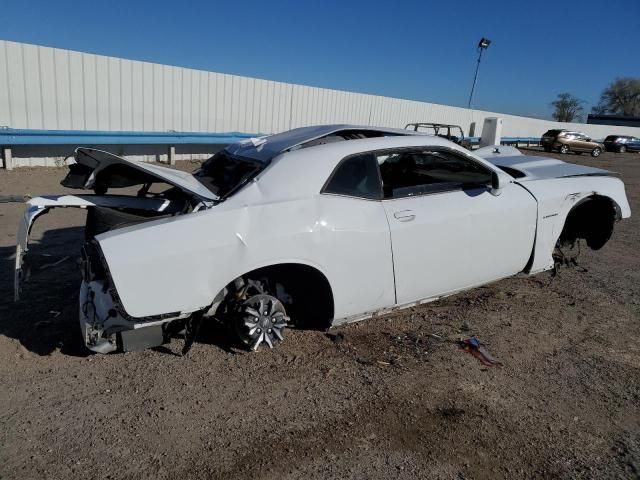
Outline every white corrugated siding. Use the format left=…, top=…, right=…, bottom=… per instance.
left=2, top=39, right=640, bottom=142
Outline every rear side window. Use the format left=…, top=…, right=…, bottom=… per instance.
left=195, top=151, right=264, bottom=199
left=323, top=154, right=382, bottom=200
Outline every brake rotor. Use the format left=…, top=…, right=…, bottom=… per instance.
left=235, top=294, right=289, bottom=351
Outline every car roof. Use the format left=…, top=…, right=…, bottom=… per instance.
left=250, top=134, right=498, bottom=201
left=276, top=133, right=472, bottom=165
left=224, top=124, right=421, bottom=163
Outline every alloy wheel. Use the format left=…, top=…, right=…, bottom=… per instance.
left=235, top=294, right=289, bottom=351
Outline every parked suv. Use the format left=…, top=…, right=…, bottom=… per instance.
left=603, top=135, right=640, bottom=153
left=541, top=130, right=604, bottom=157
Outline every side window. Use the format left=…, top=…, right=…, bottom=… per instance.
left=323, top=153, right=382, bottom=200
left=377, top=149, right=493, bottom=199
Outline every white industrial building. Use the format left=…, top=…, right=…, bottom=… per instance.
left=1, top=39, right=639, bottom=167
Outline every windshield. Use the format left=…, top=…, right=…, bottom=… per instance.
left=194, top=150, right=264, bottom=199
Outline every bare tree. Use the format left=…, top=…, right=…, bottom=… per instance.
left=592, top=78, right=640, bottom=117
left=551, top=93, right=584, bottom=122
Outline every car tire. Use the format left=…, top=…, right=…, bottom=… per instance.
left=591, top=147, right=602, bottom=157
left=234, top=293, right=288, bottom=351
left=619, top=146, right=627, bottom=153
left=228, top=278, right=290, bottom=351
left=559, top=144, right=569, bottom=154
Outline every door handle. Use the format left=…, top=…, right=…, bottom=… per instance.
left=393, top=210, right=415, bottom=222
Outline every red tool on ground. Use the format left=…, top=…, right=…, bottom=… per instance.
left=460, top=336, right=502, bottom=367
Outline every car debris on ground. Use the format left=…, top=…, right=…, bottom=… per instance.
left=459, top=336, right=502, bottom=367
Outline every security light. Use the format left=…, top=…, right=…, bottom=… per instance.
left=478, top=38, right=492, bottom=50
left=468, top=37, right=493, bottom=110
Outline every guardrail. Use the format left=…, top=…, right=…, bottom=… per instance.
left=0, top=128, right=257, bottom=169
left=466, top=137, right=542, bottom=148
left=0, top=128, right=548, bottom=169
left=500, top=137, right=542, bottom=147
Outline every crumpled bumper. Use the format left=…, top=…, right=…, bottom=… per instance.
left=79, top=280, right=120, bottom=354
left=79, top=279, right=186, bottom=354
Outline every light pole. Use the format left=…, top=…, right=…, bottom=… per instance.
left=467, top=37, right=491, bottom=110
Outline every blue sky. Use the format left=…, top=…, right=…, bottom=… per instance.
left=3, top=0, right=639, bottom=119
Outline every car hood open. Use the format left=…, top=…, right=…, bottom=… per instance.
left=63, top=148, right=219, bottom=201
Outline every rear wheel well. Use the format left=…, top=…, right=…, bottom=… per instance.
left=558, top=195, right=620, bottom=250
left=220, top=264, right=335, bottom=330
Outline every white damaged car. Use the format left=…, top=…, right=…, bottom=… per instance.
left=14, top=125, right=631, bottom=353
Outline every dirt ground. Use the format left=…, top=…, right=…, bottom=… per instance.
left=1, top=148, right=639, bottom=480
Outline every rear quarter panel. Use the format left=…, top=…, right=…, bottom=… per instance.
left=96, top=186, right=396, bottom=320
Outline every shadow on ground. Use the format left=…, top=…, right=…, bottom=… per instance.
left=0, top=226, right=89, bottom=356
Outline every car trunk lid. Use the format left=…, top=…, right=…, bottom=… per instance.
left=65, top=148, right=220, bottom=201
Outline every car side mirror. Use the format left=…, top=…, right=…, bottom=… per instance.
left=490, top=171, right=503, bottom=196
left=585, top=138, right=591, bottom=142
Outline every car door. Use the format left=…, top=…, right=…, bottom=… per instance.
left=576, top=134, right=595, bottom=152
left=568, top=133, right=585, bottom=152
left=377, top=147, right=537, bottom=305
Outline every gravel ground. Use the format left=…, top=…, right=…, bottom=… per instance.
left=1, top=148, right=639, bottom=479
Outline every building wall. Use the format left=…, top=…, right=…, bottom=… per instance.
left=2, top=39, right=640, bottom=165
left=587, top=114, right=640, bottom=128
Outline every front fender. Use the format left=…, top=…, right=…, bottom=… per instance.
left=521, top=175, right=630, bottom=273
